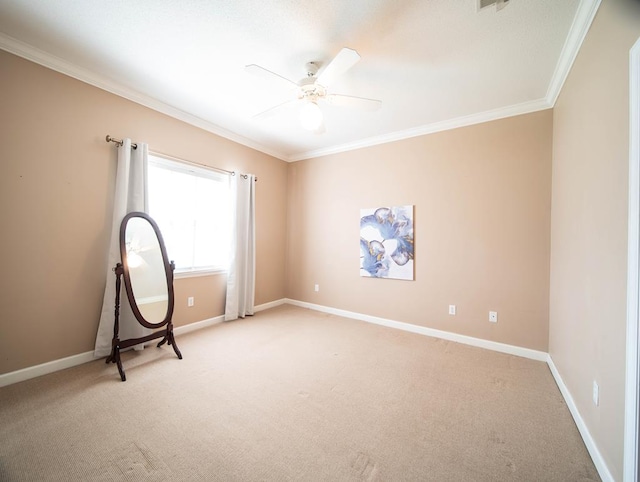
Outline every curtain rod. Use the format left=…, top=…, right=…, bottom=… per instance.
left=106, top=135, right=136, bottom=149
left=105, top=135, right=257, bottom=181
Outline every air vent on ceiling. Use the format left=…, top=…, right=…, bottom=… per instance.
left=478, top=0, right=510, bottom=11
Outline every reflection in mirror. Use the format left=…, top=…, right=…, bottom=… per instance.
left=124, top=217, right=169, bottom=324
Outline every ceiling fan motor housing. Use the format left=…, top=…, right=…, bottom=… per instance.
left=299, top=73, right=326, bottom=102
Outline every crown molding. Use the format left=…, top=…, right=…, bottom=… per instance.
left=0, top=0, right=600, bottom=164
left=290, top=97, right=552, bottom=162
left=545, top=0, right=602, bottom=106
left=291, top=0, right=601, bottom=162
left=0, top=33, right=288, bottom=162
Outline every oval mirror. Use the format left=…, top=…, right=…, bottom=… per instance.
left=119, top=212, right=174, bottom=328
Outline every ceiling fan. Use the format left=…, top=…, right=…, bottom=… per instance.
left=245, top=47, right=382, bottom=133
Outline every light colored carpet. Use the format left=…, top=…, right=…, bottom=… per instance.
left=0, top=304, right=600, bottom=481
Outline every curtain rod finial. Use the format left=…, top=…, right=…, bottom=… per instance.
left=106, top=135, right=127, bottom=148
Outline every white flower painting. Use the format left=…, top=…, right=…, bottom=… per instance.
left=360, top=205, right=414, bottom=280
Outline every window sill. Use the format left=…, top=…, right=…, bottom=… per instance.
left=174, top=268, right=227, bottom=279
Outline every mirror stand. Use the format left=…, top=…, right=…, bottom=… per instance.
left=106, top=262, right=182, bottom=382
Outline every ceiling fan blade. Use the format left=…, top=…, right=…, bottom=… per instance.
left=317, top=47, right=361, bottom=87
left=253, top=99, right=296, bottom=119
left=245, top=64, right=298, bottom=89
left=326, top=94, right=382, bottom=111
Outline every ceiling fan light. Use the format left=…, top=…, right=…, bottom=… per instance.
left=126, top=250, right=145, bottom=268
left=299, top=101, right=323, bottom=131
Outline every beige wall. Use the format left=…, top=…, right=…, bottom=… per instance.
left=3, top=4, right=636, bottom=475
left=0, top=50, right=288, bottom=374
left=549, top=0, right=640, bottom=478
left=287, top=109, right=553, bottom=352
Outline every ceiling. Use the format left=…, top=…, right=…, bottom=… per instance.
left=0, top=0, right=599, bottom=161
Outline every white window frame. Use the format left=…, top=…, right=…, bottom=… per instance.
left=147, top=153, right=231, bottom=279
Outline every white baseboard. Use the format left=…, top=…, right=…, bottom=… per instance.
left=175, top=299, right=287, bottom=337
left=285, top=298, right=613, bottom=481
left=0, top=315, right=228, bottom=388
left=0, top=297, right=617, bottom=482
left=174, top=315, right=225, bottom=336
left=254, top=298, right=287, bottom=312
left=3, top=295, right=543, bottom=388
left=547, top=355, right=614, bottom=482
left=0, top=300, right=288, bottom=388
left=285, top=298, right=548, bottom=362
left=0, top=350, right=97, bottom=388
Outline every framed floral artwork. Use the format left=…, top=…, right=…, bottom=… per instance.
left=360, top=205, right=414, bottom=280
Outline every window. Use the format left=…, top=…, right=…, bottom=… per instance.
left=147, top=154, right=231, bottom=277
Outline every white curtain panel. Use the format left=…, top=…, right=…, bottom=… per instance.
left=94, top=139, right=151, bottom=357
left=225, top=174, right=256, bottom=321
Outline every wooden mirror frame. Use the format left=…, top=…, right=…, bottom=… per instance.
left=119, top=212, right=175, bottom=329
left=106, top=211, right=182, bottom=381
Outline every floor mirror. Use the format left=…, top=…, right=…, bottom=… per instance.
left=106, top=212, right=182, bottom=381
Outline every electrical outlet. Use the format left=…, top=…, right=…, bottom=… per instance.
left=187, top=296, right=194, bottom=307
left=489, top=311, right=498, bottom=323
left=314, top=284, right=319, bottom=292
left=593, top=381, right=599, bottom=406
left=449, top=305, right=456, bottom=315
